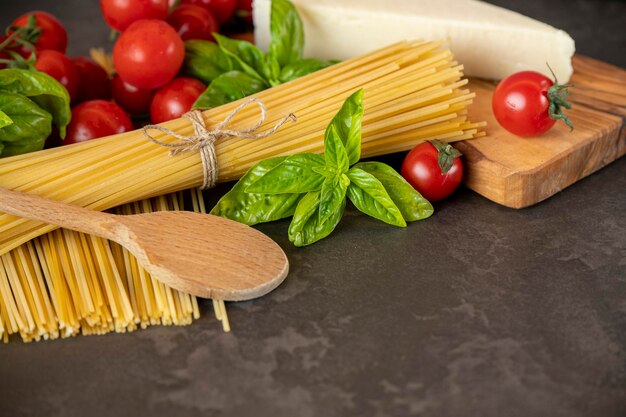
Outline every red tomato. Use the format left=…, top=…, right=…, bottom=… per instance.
left=73, top=57, right=112, bottom=103
left=99, top=0, right=169, bottom=32
left=150, top=77, right=205, bottom=123
left=10, top=11, right=67, bottom=54
left=401, top=141, right=463, bottom=202
left=167, top=4, right=218, bottom=41
left=113, top=19, right=184, bottom=90
left=236, top=0, right=253, bottom=24
left=492, top=70, right=573, bottom=137
left=34, top=50, right=79, bottom=102
left=65, top=100, right=134, bottom=144
left=111, top=75, right=155, bottom=116
left=492, top=71, right=556, bottom=137
left=181, top=0, right=237, bottom=23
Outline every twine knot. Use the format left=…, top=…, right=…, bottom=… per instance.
left=142, top=98, right=297, bottom=189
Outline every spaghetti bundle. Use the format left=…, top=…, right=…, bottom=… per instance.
left=0, top=190, right=233, bottom=343
left=0, top=40, right=484, bottom=342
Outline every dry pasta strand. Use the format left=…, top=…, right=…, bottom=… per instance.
left=0, top=40, right=482, bottom=342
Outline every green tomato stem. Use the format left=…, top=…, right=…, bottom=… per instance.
left=429, top=139, right=462, bottom=175
left=546, top=63, right=574, bottom=131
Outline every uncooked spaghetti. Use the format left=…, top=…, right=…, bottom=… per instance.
left=0, top=40, right=485, bottom=342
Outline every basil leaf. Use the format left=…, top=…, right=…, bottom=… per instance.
left=192, top=70, right=268, bottom=110
left=318, top=174, right=349, bottom=224
left=0, top=92, right=52, bottom=157
left=324, top=123, right=349, bottom=174
left=214, top=34, right=269, bottom=82
left=211, top=156, right=303, bottom=225
left=245, top=153, right=325, bottom=194
left=267, top=0, right=304, bottom=68
left=354, top=162, right=433, bottom=221
left=0, top=110, right=12, bottom=129
left=183, top=40, right=238, bottom=84
left=279, top=58, right=336, bottom=83
left=325, top=89, right=363, bottom=166
left=312, top=165, right=336, bottom=179
left=346, top=167, right=406, bottom=227
left=264, top=55, right=281, bottom=87
left=288, top=191, right=346, bottom=247
left=0, top=68, right=70, bottom=138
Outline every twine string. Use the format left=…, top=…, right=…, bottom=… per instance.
left=142, top=97, right=297, bottom=189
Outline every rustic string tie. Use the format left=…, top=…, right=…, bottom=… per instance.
left=142, top=97, right=297, bottom=190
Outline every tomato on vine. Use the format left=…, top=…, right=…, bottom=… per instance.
left=34, top=50, right=79, bottom=102
left=73, top=57, right=112, bottom=103
left=65, top=100, right=134, bottom=144
left=150, top=77, right=206, bottom=123
left=9, top=11, right=67, bottom=54
left=100, top=0, right=169, bottom=32
left=401, top=140, right=464, bottom=202
left=236, top=0, right=253, bottom=24
left=111, top=75, right=155, bottom=116
left=492, top=68, right=574, bottom=137
left=181, top=0, right=237, bottom=23
left=113, top=19, right=185, bottom=90
left=166, top=4, right=219, bottom=41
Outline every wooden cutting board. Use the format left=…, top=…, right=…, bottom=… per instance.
left=459, top=55, right=626, bottom=208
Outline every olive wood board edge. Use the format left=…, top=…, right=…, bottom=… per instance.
left=459, top=55, right=626, bottom=208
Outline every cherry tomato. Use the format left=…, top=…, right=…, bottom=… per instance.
left=65, top=100, right=134, bottom=144
left=111, top=75, right=155, bottom=116
left=150, top=77, right=205, bottom=123
left=73, top=57, right=112, bottom=103
left=99, top=0, right=169, bottom=32
left=492, top=70, right=574, bottom=136
left=113, top=19, right=184, bottom=90
left=492, top=71, right=557, bottom=137
left=401, top=141, right=463, bottom=202
left=236, top=0, right=253, bottom=24
left=167, top=4, right=218, bottom=41
left=181, top=0, right=237, bottom=23
left=10, top=11, right=67, bottom=54
left=34, top=50, right=79, bottom=102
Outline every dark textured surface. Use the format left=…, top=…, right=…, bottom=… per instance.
left=0, top=1, right=625, bottom=416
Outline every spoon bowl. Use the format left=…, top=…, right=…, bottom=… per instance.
left=0, top=187, right=289, bottom=301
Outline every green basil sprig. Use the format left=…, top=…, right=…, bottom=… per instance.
left=211, top=156, right=305, bottom=225
left=211, top=89, right=434, bottom=246
left=0, top=68, right=71, bottom=157
left=188, top=0, right=336, bottom=110
left=0, top=92, right=52, bottom=156
left=183, top=40, right=235, bottom=85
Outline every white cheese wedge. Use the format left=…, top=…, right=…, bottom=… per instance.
left=253, top=0, right=575, bottom=81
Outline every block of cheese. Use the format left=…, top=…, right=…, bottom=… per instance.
left=253, top=0, right=575, bottom=81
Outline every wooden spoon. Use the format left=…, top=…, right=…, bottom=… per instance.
left=0, top=187, right=288, bottom=301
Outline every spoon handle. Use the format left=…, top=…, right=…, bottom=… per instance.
left=0, top=187, right=117, bottom=239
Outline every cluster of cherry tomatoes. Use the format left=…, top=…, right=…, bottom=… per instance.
left=1, top=0, right=252, bottom=145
